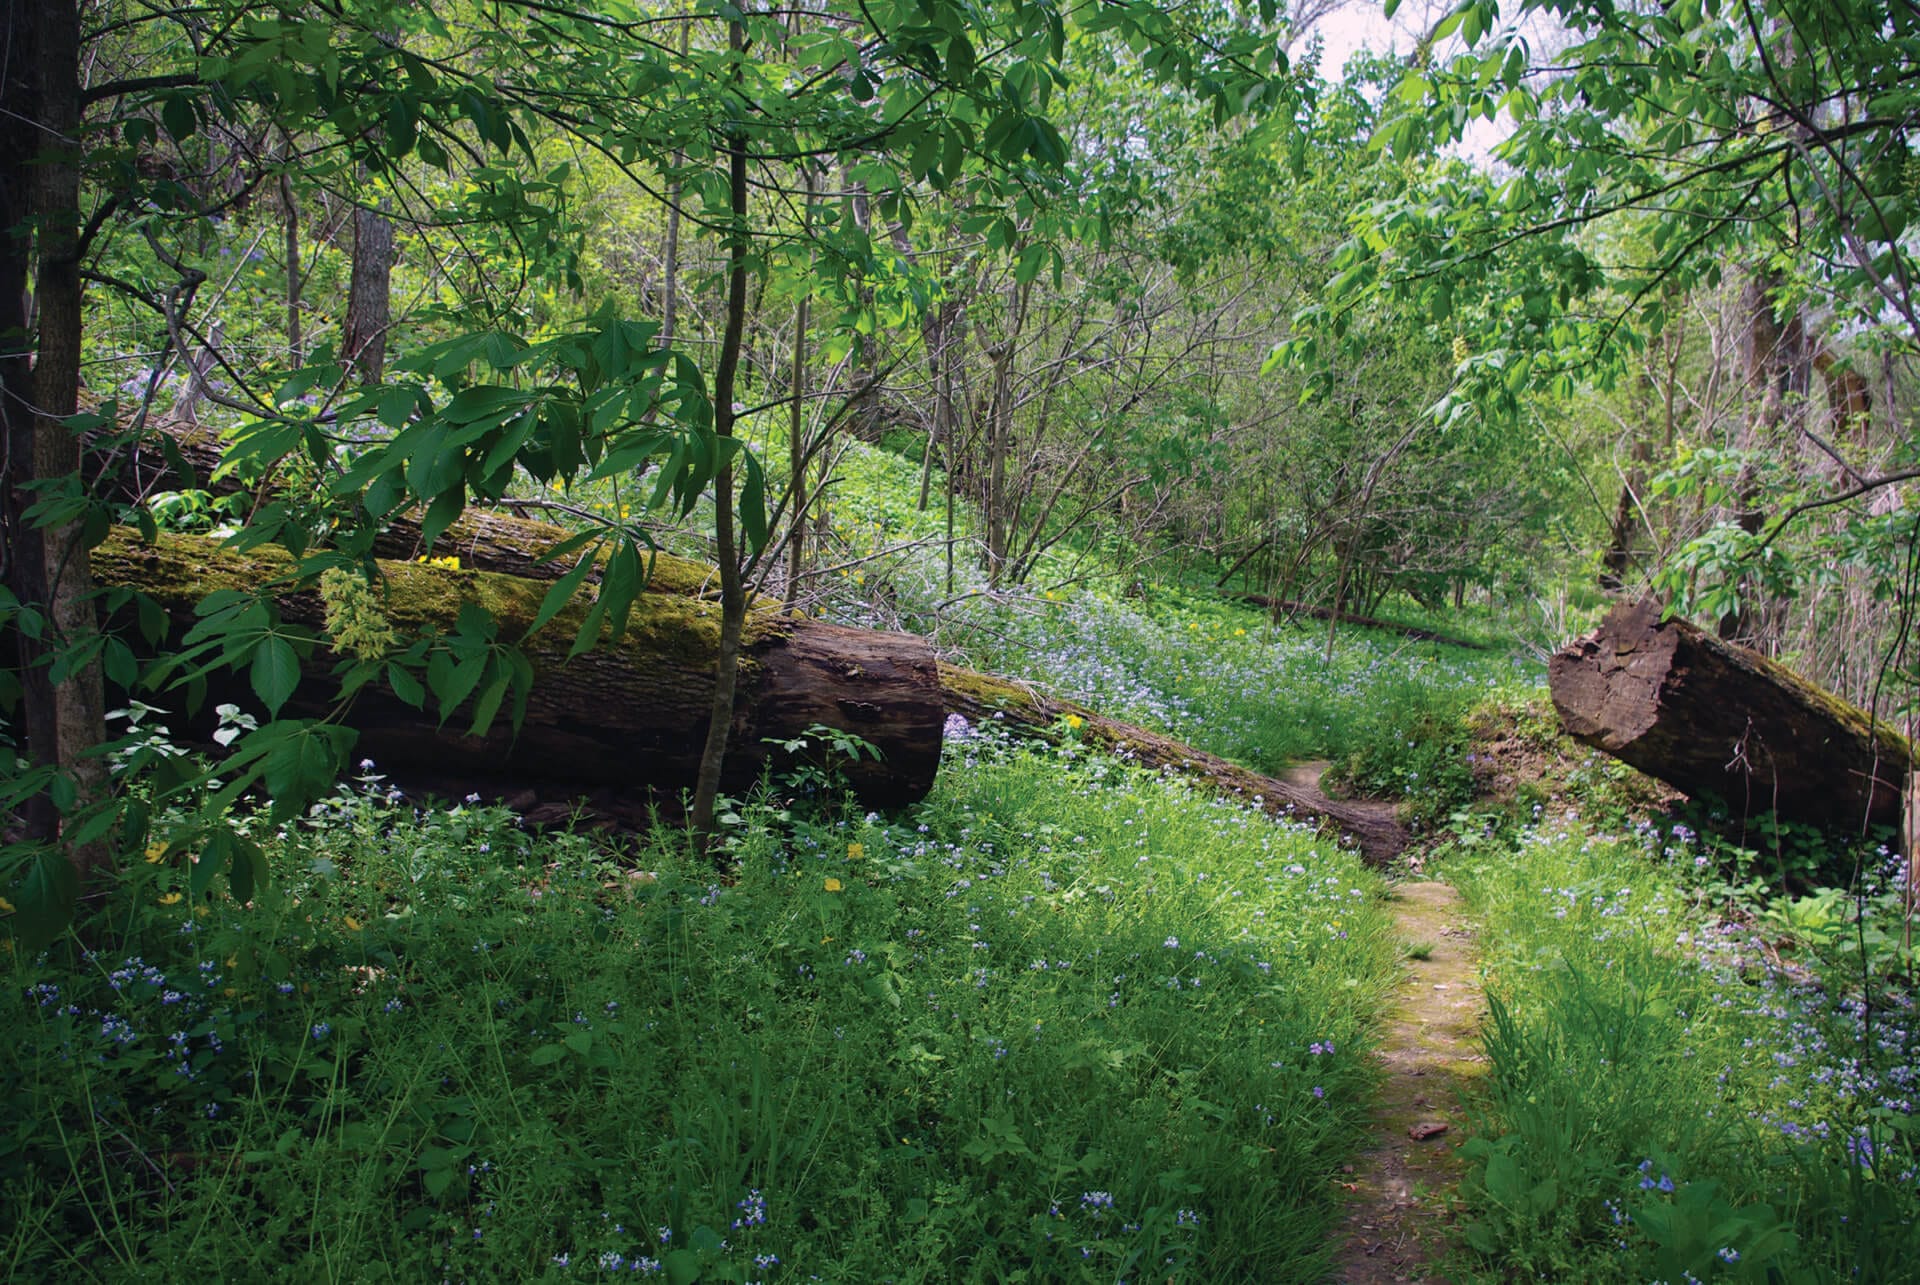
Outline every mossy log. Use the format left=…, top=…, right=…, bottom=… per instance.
left=939, top=663, right=1408, bottom=864
left=90, top=528, right=945, bottom=822
left=1549, top=598, right=1913, bottom=829
left=90, top=424, right=1408, bottom=853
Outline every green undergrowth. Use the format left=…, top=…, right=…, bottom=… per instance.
left=4, top=732, right=1397, bottom=1281
left=1441, top=821, right=1920, bottom=1282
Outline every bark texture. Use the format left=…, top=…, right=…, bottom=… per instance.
left=1549, top=598, right=1912, bottom=829
left=90, top=528, right=945, bottom=821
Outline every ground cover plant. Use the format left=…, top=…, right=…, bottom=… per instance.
left=1442, top=817, right=1920, bottom=1282
left=3, top=728, right=1397, bottom=1281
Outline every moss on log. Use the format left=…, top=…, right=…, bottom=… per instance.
left=1549, top=598, right=1913, bottom=829
left=90, top=528, right=945, bottom=819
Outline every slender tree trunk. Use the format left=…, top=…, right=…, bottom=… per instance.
left=690, top=15, right=752, bottom=845
left=6, top=0, right=110, bottom=879
left=281, top=165, right=303, bottom=366
left=659, top=14, right=691, bottom=348
left=783, top=165, right=815, bottom=610
left=343, top=195, right=394, bottom=384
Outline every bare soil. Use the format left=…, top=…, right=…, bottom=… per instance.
left=1333, top=880, right=1485, bottom=1283
left=1276, top=760, right=1487, bottom=1282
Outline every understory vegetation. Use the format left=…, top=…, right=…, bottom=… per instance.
left=7, top=711, right=1400, bottom=1280
left=1445, top=820, right=1919, bottom=1281
left=8, top=0, right=1920, bottom=1279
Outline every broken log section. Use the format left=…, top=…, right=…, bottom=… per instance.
left=91, top=528, right=946, bottom=820
left=1549, top=598, right=1913, bottom=830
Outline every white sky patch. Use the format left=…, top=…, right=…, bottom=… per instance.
left=1296, top=1, right=1517, bottom=164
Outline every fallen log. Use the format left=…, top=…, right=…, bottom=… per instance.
left=90, top=528, right=945, bottom=820
left=86, top=424, right=1406, bottom=856
left=939, top=665, right=1408, bottom=864
left=1549, top=598, right=1913, bottom=829
left=1226, top=593, right=1490, bottom=651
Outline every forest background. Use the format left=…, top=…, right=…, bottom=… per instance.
left=6, top=2, right=1920, bottom=1280
left=9, top=0, right=1915, bottom=916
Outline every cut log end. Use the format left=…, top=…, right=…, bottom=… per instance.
left=1550, top=598, right=1913, bottom=830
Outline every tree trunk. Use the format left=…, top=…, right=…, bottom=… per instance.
left=689, top=15, right=751, bottom=842
left=4, top=0, right=111, bottom=879
left=90, top=528, right=946, bottom=821
left=783, top=164, right=815, bottom=610
left=280, top=164, right=303, bottom=366
left=1549, top=598, right=1912, bottom=830
left=342, top=197, right=394, bottom=385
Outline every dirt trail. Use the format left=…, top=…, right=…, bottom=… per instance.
left=1333, top=879, right=1485, bottom=1283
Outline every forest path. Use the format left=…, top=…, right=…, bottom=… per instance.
left=1331, top=877, right=1485, bottom=1283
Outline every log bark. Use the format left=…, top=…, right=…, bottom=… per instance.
left=1549, top=598, right=1912, bottom=829
left=939, top=664, right=1407, bottom=864
left=90, top=528, right=945, bottom=822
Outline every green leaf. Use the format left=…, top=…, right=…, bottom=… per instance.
left=192, top=831, right=232, bottom=897
left=250, top=635, right=302, bottom=716
left=229, top=834, right=268, bottom=903
left=387, top=662, right=426, bottom=708
left=468, top=669, right=510, bottom=738
left=161, top=92, right=198, bottom=141
left=260, top=722, right=356, bottom=823
left=4, top=846, right=80, bottom=952
left=526, top=552, right=596, bottom=639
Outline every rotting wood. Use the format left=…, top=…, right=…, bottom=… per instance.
left=1549, top=598, right=1913, bottom=830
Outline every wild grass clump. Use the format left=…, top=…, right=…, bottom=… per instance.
left=5, top=735, right=1397, bottom=1281
left=1443, top=824, right=1919, bottom=1282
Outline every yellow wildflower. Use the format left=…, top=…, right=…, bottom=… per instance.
left=824, top=877, right=843, bottom=892
left=0, top=895, right=15, bottom=914
left=343, top=915, right=362, bottom=931
left=145, top=841, right=168, bottom=863
left=158, top=892, right=183, bottom=906
left=1064, top=714, right=1084, bottom=730
left=847, top=843, right=864, bottom=860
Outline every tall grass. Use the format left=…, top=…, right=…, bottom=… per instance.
left=1445, top=824, right=1920, bottom=1282
left=5, top=735, right=1398, bottom=1281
